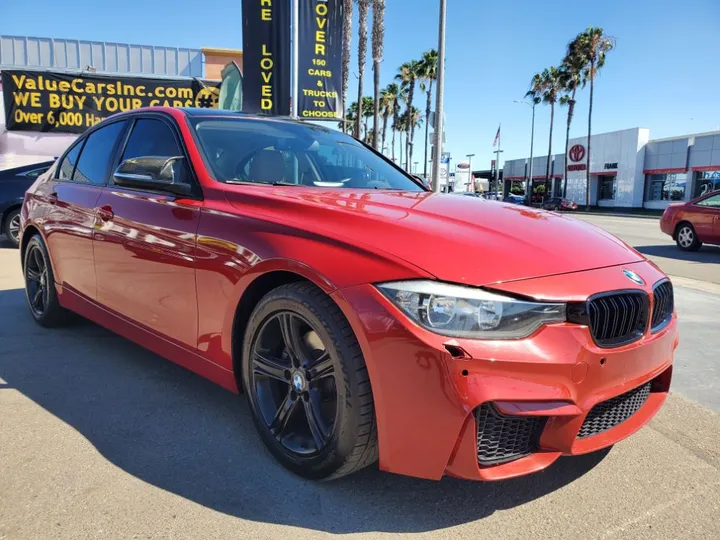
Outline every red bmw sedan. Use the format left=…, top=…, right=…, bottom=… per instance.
left=19, top=108, right=677, bottom=481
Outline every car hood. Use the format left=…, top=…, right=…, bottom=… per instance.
left=224, top=188, right=644, bottom=286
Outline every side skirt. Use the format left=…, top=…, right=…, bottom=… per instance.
left=57, top=287, right=239, bottom=394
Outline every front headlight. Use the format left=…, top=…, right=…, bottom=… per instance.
left=377, top=280, right=566, bottom=339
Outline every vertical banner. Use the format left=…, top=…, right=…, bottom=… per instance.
left=242, top=0, right=291, bottom=115
left=297, top=0, right=344, bottom=119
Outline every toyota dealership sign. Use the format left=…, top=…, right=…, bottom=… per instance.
left=568, top=144, right=587, bottom=171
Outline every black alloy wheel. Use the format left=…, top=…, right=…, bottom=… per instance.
left=25, top=243, right=50, bottom=317
left=23, top=235, right=71, bottom=327
left=242, top=282, right=378, bottom=480
left=251, top=311, right=337, bottom=455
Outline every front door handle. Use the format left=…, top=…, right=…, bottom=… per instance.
left=96, top=205, right=114, bottom=221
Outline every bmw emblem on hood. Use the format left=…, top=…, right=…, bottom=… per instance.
left=623, top=269, right=645, bottom=285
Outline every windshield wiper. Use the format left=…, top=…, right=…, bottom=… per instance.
left=225, top=179, right=303, bottom=186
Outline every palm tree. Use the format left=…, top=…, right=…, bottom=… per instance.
left=341, top=0, right=353, bottom=133
left=418, top=49, right=438, bottom=178
left=345, top=101, right=359, bottom=137
left=396, top=113, right=405, bottom=168
left=559, top=40, right=585, bottom=197
left=395, top=60, right=421, bottom=171
left=371, top=0, right=385, bottom=149
left=355, top=0, right=370, bottom=139
left=361, top=96, right=374, bottom=140
left=394, top=85, right=407, bottom=163
left=397, top=107, right=423, bottom=170
left=379, top=85, right=394, bottom=155
left=574, top=27, right=615, bottom=208
left=529, top=67, right=563, bottom=189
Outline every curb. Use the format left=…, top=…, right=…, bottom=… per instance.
left=571, top=211, right=661, bottom=220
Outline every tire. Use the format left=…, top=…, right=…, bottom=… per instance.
left=23, top=234, right=72, bottom=327
left=242, top=281, right=378, bottom=480
left=3, top=208, right=21, bottom=248
left=675, top=223, right=702, bottom=252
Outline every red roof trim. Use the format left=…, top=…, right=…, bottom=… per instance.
left=643, top=168, right=687, bottom=175
left=592, top=171, right=619, bottom=176
left=691, top=166, right=720, bottom=172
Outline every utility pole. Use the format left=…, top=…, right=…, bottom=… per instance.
left=494, top=147, right=504, bottom=194
left=514, top=99, right=536, bottom=203
left=466, top=153, right=475, bottom=191
left=430, top=0, right=446, bottom=192
left=291, top=0, right=299, bottom=118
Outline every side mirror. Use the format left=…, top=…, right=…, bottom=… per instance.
left=113, top=156, right=191, bottom=196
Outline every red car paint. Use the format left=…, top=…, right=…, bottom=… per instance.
left=660, top=190, right=720, bottom=246
left=20, top=108, right=677, bottom=481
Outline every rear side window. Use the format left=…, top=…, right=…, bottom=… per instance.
left=58, top=143, right=82, bottom=180
left=72, top=121, right=127, bottom=185
left=121, top=119, right=182, bottom=161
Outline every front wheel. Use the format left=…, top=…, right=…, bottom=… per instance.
left=676, top=223, right=701, bottom=252
left=242, top=282, right=378, bottom=480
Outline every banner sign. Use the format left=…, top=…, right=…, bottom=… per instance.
left=297, top=0, right=344, bottom=119
left=242, top=0, right=291, bottom=115
left=1, top=70, right=219, bottom=134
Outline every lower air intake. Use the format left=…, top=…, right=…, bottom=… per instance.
left=577, top=382, right=652, bottom=439
left=475, top=404, right=547, bottom=466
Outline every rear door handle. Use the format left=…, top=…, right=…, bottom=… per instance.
left=96, top=205, right=114, bottom=221
left=47, top=192, right=58, bottom=205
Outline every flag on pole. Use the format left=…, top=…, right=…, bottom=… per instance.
left=493, top=124, right=501, bottom=147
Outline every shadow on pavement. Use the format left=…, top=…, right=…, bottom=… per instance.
left=0, top=287, right=609, bottom=533
left=635, top=244, right=720, bottom=263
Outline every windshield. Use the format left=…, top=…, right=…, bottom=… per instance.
left=190, top=117, right=424, bottom=191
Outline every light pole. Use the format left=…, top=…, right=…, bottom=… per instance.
left=514, top=99, right=537, bottom=204
left=431, top=0, right=447, bottom=192
left=466, top=153, right=475, bottom=191
left=413, top=161, right=419, bottom=173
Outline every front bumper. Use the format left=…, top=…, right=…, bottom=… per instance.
left=660, top=214, right=674, bottom=236
left=331, top=261, right=678, bottom=481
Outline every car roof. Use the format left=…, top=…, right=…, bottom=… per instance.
left=114, top=107, right=338, bottom=135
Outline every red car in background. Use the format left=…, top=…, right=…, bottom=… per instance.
left=20, top=107, right=677, bottom=482
left=660, top=190, right=720, bottom=251
left=541, top=197, right=579, bottom=211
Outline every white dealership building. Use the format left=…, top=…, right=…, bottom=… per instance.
left=503, top=127, right=720, bottom=209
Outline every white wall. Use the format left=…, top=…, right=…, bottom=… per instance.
left=565, top=128, right=649, bottom=207
left=1, top=90, right=76, bottom=170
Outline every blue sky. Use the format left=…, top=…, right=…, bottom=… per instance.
left=3, top=0, right=719, bottom=173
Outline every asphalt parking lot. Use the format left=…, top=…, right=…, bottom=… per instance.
left=1, top=215, right=719, bottom=539
left=575, top=213, right=720, bottom=285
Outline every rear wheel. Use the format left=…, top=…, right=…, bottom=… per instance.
left=676, top=223, right=701, bottom=252
left=242, top=282, right=378, bottom=480
left=3, top=208, right=21, bottom=247
left=23, top=235, right=72, bottom=327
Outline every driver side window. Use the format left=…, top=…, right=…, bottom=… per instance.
left=121, top=118, right=189, bottom=185
left=697, top=194, right=720, bottom=208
